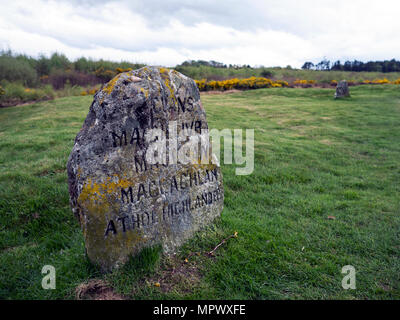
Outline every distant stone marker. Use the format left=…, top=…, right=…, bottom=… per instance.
left=67, top=67, right=224, bottom=271
left=334, top=80, right=350, bottom=99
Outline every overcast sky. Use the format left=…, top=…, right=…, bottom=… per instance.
left=1, top=0, right=400, bottom=67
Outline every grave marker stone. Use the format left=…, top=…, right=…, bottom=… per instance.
left=67, top=67, right=224, bottom=271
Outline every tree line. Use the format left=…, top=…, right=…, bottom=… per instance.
left=302, top=59, right=400, bottom=72
left=0, top=50, right=144, bottom=88
left=178, top=60, right=252, bottom=69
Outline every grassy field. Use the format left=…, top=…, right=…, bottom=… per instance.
left=0, top=85, right=399, bottom=299
left=176, top=65, right=400, bottom=83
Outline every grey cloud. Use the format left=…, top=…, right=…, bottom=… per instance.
left=6, top=0, right=256, bottom=53
left=62, top=0, right=274, bottom=30
left=52, top=0, right=344, bottom=37
left=2, top=0, right=400, bottom=67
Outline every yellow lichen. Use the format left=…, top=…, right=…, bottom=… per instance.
left=78, top=175, right=132, bottom=205
left=140, top=87, right=149, bottom=99
left=76, top=173, right=162, bottom=270
left=158, top=67, right=176, bottom=103
left=102, top=74, right=122, bottom=95
left=159, top=67, right=169, bottom=74
left=163, top=76, right=177, bottom=104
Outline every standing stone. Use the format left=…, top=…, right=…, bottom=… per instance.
left=67, top=67, right=224, bottom=271
left=334, top=80, right=350, bottom=99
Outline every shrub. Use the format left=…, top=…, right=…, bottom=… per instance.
left=0, top=50, right=145, bottom=90
left=1, top=82, right=26, bottom=101
left=80, top=87, right=99, bottom=96
left=194, top=79, right=206, bottom=91
left=42, top=69, right=101, bottom=89
left=260, top=69, right=274, bottom=78
left=94, top=67, right=116, bottom=82
left=42, top=85, right=56, bottom=99
left=56, top=83, right=84, bottom=97
left=275, top=80, right=289, bottom=87
left=74, top=58, right=143, bottom=74
left=206, top=80, right=217, bottom=91
left=195, top=77, right=287, bottom=91
left=222, top=78, right=239, bottom=90
left=116, top=67, right=133, bottom=74
left=0, top=54, right=38, bottom=87
left=371, top=78, right=390, bottom=84
left=293, top=79, right=315, bottom=88
left=0, top=82, right=55, bottom=105
left=363, top=78, right=399, bottom=85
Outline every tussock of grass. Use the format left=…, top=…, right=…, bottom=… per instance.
left=0, top=86, right=399, bottom=299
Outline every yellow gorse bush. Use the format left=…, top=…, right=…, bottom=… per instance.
left=195, top=77, right=400, bottom=92
left=115, top=67, right=133, bottom=74
left=363, top=78, right=400, bottom=85
left=294, top=79, right=316, bottom=85
left=195, top=79, right=207, bottom=91
left=195, top=77, right=289, bottom=91
left=0, top=85, right=5, bottom=96
left=81, top=88, right=99, bottom=96
left=372, top=78, right=390, bottom=84
left=275, top=80, right=289, bottom=87
left=94, top=67, right=116, bottom=80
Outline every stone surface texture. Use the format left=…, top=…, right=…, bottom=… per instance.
left=67, top=67, right=224, bottom=271
left=335, top=80, right=351, bottom=99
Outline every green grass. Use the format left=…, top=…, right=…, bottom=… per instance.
left=0, top=85, right=399, bottom=299
left=264, top=68, right=400, bottom=83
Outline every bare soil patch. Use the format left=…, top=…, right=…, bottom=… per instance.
left=143, top=255, right=203, bottom=294
left=76, top=280, right=125, bottom=300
